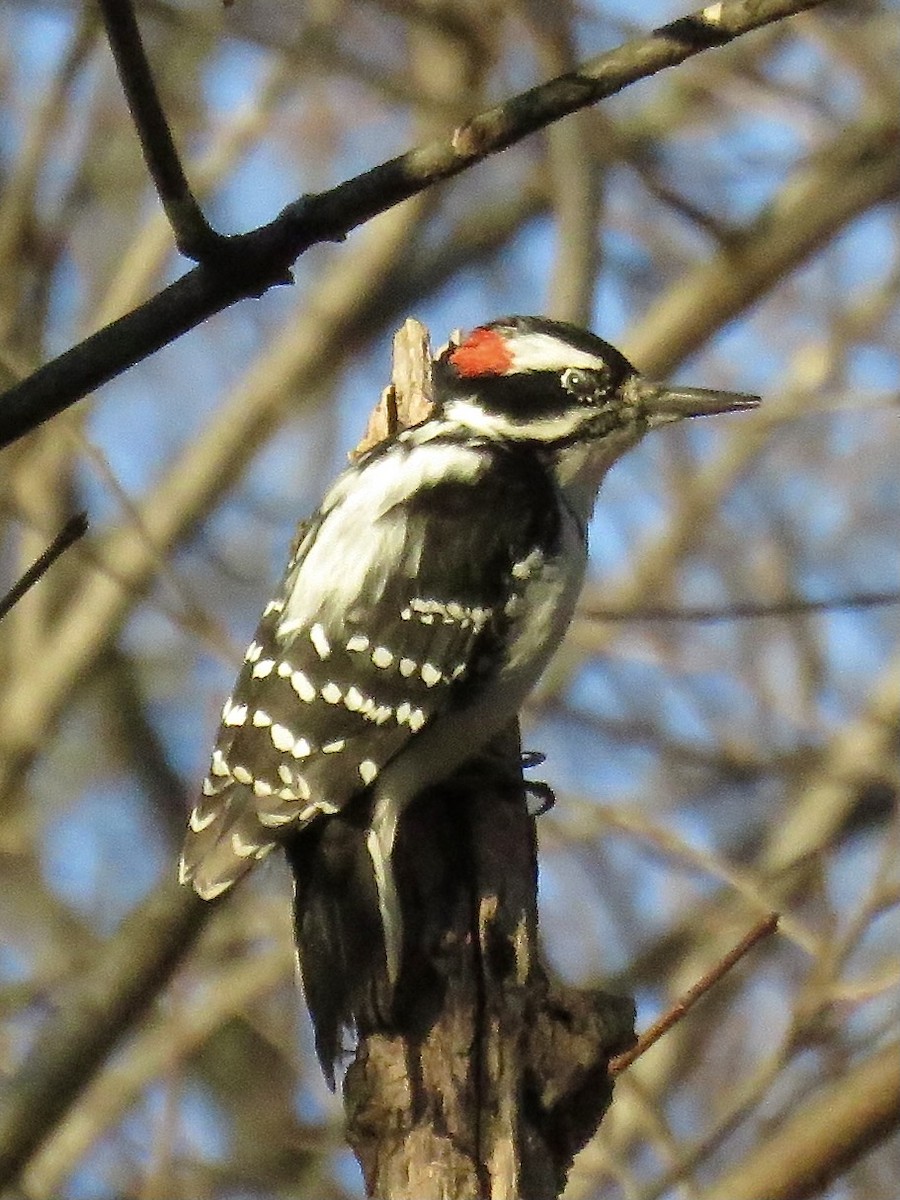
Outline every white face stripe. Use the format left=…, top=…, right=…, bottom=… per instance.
left=443, top=397, right=597, bottom=443
left=506, top=332, right=610, bottom=375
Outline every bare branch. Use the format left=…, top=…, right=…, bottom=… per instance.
left=347, top=738, right=635, bottom=1199
left=0, top=513, right=88, bottom=623
left=0, top=0, right=833, bottom=449
left=579, top=589, right=900, bottom=625
left=0, top=879, right=208, bottom=1188
left=97, top=0, right=221, bottom=260
left=626, top=117, right=900, bottom=377
left=608, top=913, right=780, bottom=1077
left=697, top=1039, right=900, bottom=1200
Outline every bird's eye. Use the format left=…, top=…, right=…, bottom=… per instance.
left=561, top=368, right=596, bottom=400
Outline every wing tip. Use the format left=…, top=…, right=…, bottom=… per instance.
left=179, top=835, right=266, bottom=901
left=178, top=852, right=236, bottom=900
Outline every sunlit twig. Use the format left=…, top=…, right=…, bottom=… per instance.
left=608, top=912, right=780, bottom=1076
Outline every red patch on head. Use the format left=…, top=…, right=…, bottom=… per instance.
left=448, top=328, right=513, bottom=377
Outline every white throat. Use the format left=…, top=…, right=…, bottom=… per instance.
left=553, top=424, right=646, bottom=525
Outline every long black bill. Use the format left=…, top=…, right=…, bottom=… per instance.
left=634, top=378, right=761, bottom=420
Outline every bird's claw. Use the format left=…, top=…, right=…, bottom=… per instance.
left=520, top=749, right=546, bottom=770
left=524, top=780, right=556, bottom=816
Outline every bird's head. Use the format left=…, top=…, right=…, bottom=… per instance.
left=434, top=315, right=758, bottom=442
left=433, top=315, right=759, bottom=515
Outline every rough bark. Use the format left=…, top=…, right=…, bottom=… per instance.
left=344, top=732, right=635, bottom=1200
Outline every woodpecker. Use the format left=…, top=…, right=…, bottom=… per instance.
left=180, top=316, right=758, bottom=1081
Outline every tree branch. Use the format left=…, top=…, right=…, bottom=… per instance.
left=697, top=1040, right=900, bottom=1200
left=96, top=0, right=221, bottom=260
left=578, top=589, right=900, bottom=625
left=0, top=0, right=832, bottom=450
left=0, top=513, right=88, bottom=623
left=346, top=735, right=636, bottom=1200
left=608, top=913, right=779, bottom=1076
left=0, top=879, right=208, bottom=1188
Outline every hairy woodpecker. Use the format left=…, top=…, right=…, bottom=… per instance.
left=180, top=316, right=758, bottom=1080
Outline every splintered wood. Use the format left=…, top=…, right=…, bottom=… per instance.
left=352, top=318, right=435, bottom=458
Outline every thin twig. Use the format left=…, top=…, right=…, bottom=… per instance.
left=0, top=513, right=89, bottom=623
left=580, top=590, right=900, bottom=625
left=608, top=912, right=779, bottom=1076
left=97, top=0, right=221, bottom=260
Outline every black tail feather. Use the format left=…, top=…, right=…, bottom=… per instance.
left=285, top=813, right=392, bottom=1086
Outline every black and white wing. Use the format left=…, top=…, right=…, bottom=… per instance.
left=179, top=433, right=562, bottom=900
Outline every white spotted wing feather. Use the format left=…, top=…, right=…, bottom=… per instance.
left=180, top=432, right=563, bottom=901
